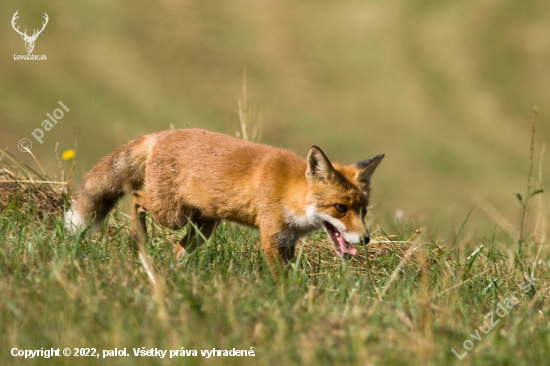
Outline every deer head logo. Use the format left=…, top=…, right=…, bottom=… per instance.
left=12, top=11, right=49, bottom=54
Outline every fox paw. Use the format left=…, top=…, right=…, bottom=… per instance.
left=173, top=243, right=187, bottom=260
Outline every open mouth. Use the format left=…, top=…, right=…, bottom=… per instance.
left=323, top=221, right=357, bottom=257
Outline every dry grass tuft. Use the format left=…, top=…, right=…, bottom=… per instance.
left=0, top=149, right=67, bottom=221
left=299, top=228, right=431, bottom=276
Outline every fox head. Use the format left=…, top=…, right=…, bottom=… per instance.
left=305, top=146, right=384, bottom=257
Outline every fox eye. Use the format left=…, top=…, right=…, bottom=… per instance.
left=334, top=204, right=347, bottom=213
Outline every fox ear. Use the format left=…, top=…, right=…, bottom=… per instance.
left=355, top=154, right=385, bottom=187
left=306, top=146, right=335, bottom=184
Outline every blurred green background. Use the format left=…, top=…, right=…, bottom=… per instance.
left=1, top=0, right=549, bottom=230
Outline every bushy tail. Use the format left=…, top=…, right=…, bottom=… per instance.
left=65, top=136, right=152, bottom=233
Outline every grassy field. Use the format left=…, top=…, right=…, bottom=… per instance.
left=2, top=0, right=550, bottom=222
left=0, top=156, right=548, bottom=366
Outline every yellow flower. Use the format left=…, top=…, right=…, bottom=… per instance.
left=62, top=149, right=75, bottom=160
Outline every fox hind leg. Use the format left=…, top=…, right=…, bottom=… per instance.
left=131, top=189, right=150, bottom=248
left=131, top=192, right=217, bottom=260
left=174, top=211, right=219, bottom=260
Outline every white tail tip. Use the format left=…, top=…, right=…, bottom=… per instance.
left=64, top=207, right=86, bottom=234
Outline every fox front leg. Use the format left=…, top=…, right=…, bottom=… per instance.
left=260, top=229, right=297, bottom=280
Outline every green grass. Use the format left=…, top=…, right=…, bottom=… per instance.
left=1, top=192, right=549, bottom=366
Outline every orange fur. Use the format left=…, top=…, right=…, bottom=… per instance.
left=65, top=128, right=384, bottom=279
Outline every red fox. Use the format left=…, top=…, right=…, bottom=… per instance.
left=65, top=128, right=384, bottom=278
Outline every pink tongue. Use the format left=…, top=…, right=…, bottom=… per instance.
left=337, top=234, right=357, bottom=256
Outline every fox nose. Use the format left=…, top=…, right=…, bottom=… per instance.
left=361, top=235, right=370, bottom=245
